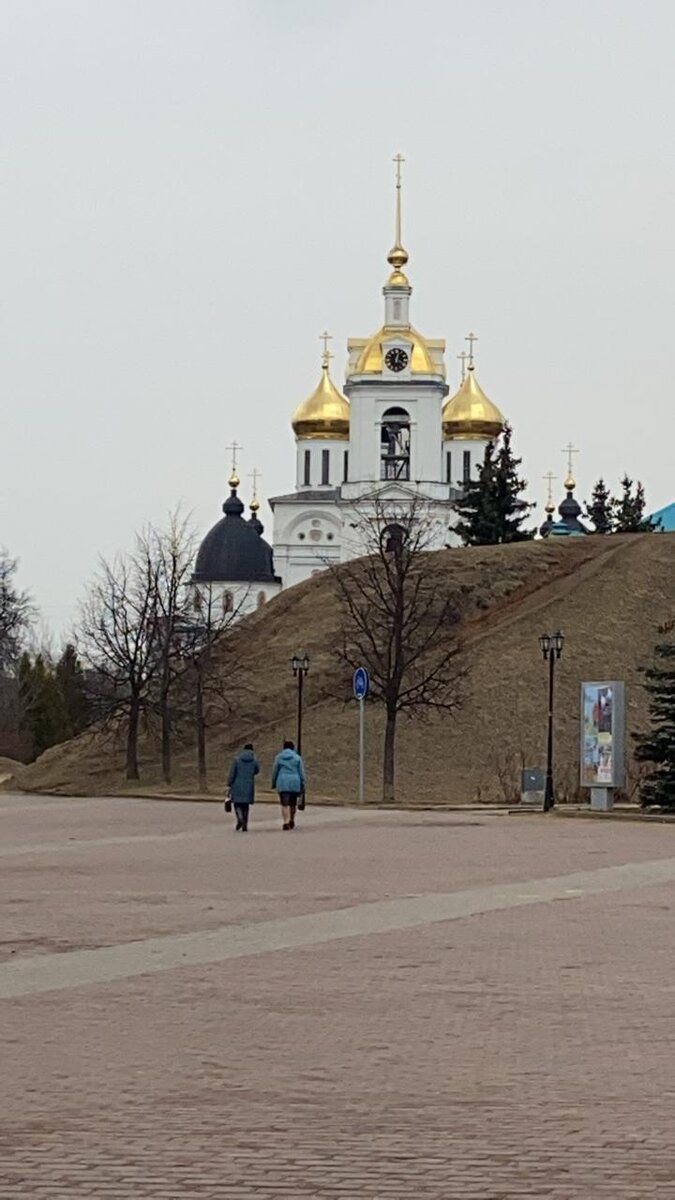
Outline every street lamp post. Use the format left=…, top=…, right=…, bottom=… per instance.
left=291, top=653, right=310, bottom=754
left=539, top=631, right=565, bottom=811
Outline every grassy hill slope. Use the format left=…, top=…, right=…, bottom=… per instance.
left=20, top=534, right=675, bottom=803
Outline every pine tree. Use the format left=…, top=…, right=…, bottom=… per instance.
left=612, top=475, right=658, bottom=533
left=18, top=653, right=70, bottom=759
left=454, top=425, right=535, bottom=546
left=454, top=441, right=499, bottom=546
left=585, top=477, right=613, bottom=534
left=634, top=627, right=675, bottom=808
left=55, top=643, right=90, bottom=735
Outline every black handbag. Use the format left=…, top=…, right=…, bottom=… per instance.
left=224, top=798, right=232, bottom=814
left=298, top=792, right=306, bottom=811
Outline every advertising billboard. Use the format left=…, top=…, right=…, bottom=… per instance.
left=580, top=681, right=625, bottom=789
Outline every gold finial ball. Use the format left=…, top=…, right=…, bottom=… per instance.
left=545, top=500, right=556, bottom=514
left=564, top=474, right=576, bottom=491
left=229, top=470, right=240, bottom=489
left=250, top=497, right=260, bottom=513
left=387, top=243, right=409, bottom=270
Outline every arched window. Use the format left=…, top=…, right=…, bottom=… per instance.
left=381, top=522, right=406, bottom=554
left=223, top=590, right=234, bottom=614
left=380, top=407, right=410, bottom=481
left=257, top=591, right=266, bottom=609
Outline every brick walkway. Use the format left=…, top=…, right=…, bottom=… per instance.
left=2, top=795, right=675, bottom=1197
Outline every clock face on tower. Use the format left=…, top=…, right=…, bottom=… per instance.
left=384, top=346, right=409, bottom=373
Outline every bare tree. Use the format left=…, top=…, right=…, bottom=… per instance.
left=0, top=551, right=34, bottom=673
left=78, top=540, right=161, bottom=780
left=184, top=584, right=246, bottom=791
left=331, top=495, right=464, bottom=803
left=149, top=512, right=198, bottom=785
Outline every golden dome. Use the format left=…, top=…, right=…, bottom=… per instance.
left=387, top=242, right=409, bottom=272
left=292, top=362, right=350, bottom=441
left=386, top=268, right=410, bottom=287
left=442, top=367, right=505, bottom=441
left=352, top=325, right=441, bottom=375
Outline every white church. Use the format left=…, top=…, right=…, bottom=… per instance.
left=192, top=159, right=507, bottom=613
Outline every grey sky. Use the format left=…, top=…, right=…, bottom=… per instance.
left=3, top=0, right=674, bottom=635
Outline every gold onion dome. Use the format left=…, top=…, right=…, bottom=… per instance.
left=292, top=359, right=350, bottom=441
left=442, top=366, right=505, bottom=441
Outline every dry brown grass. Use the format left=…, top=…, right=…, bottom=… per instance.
left=20, top=534, right=675, bottom=804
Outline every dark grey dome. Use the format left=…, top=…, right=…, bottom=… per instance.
left=192, top=488, right=279, bottom=583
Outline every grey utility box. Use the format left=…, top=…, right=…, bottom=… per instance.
left=521, top=768, right=545, bottom=808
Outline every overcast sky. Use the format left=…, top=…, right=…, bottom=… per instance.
left=3, top=0, right=674, bottom=635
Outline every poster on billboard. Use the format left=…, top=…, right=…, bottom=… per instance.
left=580, top=681, right=625, bottom=789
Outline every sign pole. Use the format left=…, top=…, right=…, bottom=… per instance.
left=359, top=696, right=365, bottom=805
left=352, top=667, right=370, bottom=806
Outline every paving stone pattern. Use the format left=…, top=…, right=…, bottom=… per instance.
left=2, top=795, right=675, bottom=1197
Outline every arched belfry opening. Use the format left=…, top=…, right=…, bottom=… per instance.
left=380, top=407, right=410, bottom=481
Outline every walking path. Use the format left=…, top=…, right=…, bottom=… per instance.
left=2, top=793, right=675, bottom=1197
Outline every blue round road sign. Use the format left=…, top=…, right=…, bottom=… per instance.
left=353, top=667, right=369, bottom=700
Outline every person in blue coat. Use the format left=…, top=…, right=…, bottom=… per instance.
left=271, top=740, right=306, bottom=830
left=227, top=743, right=260, bottom=832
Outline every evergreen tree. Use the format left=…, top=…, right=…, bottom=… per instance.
left=18, top=653, right=70, bottom=759
left=55, top=642, right=90, bottom=735
left=612, top=475, right=658, bottom=533
left=634, top=627, right=675, bottom=808
left=454, top=425, right=535, bottom=545
left=454, top=441, right=499, bottom=546
left=585, top=477, right=614, bottom=534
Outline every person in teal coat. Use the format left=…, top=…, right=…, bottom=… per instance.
left=227, top=743, right=260, bottom=832
left=271, top=740, right=306, bottom=830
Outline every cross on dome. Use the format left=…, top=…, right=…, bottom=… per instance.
left=457, top=350, right=468, bottom=383
left=319, top=330, right=334, bottom=368
left=465, top=332, right=478, bottom=369
left=543, top=471, right=558, bottom=512
left=561, top=442, right=579, bottom=488
left=226, top=439, right=242, bottom=488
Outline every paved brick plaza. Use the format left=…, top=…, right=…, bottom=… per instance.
left=2, top=795, right=675, bottom=1198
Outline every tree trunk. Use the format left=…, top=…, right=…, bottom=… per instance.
left=161, top=686, right=171, bottom=785
left=196, top=672, right=207, bottom=792
left=382, top=710, right=397, bottom=803
left=126, top=697, right=140, bottom=780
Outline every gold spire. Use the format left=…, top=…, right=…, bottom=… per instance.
left=386, top=153, right=409, bottom=284
left=543, top=471, right=557, bottom=514
left=291, top=335, right=350, bottom=441
left=561, top=442, right=579, bottom=490
left=226, top=439, right=241, bottom=489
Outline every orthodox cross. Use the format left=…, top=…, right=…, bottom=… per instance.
left=226, top=439, right=242, bottom=486
left=248, top=467, right=261, bottom=500
left=319, top=330, right=334, bottom=367
left=543, top=471, right=557, bottom=505
left=457, top=349, right=468, bottom=383
left=393, top=152, right=405, bottom=243
left=465, top=331, right=478, bottom=368
left=561, top=442, right=579, bottom=481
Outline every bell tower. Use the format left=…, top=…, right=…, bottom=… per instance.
left=342, top=154, right=449, bottom=501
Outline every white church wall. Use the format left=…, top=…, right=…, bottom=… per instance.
left=442, top=439, right=488, bottom=488
left=343, top=382, right=447, bottom=496
left=192, top=579, right=282, bottom=623
left=295, top=439, right=348, bottom=491
left=271, top=501, right=342, bottom=589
